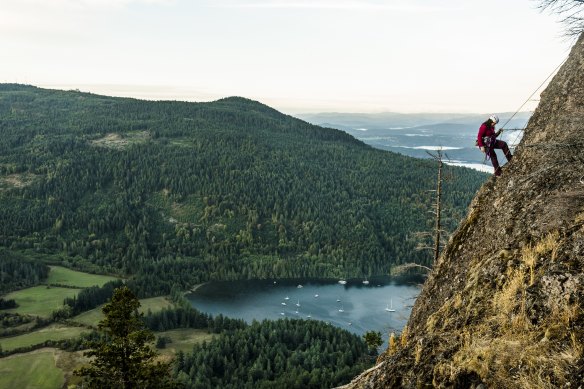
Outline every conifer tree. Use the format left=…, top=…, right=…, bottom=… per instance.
left=75, top=286, right=177, bottom=388
left=363, top=330, right=383, bottom=354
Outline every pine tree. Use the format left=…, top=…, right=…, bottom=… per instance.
left=363, top=330, right=382, bottom=354
left=75, top=286, right=177, bottom=388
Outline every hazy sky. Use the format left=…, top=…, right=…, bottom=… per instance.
left=0, top=0, right=575, bottom=114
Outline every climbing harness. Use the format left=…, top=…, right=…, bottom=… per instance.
left=481, top=135, right=496, bottom=162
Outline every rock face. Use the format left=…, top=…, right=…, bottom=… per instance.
left=340, top=33, right=584, bottom=388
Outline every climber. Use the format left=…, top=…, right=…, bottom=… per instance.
left=477, top=114, right=512, bottom=176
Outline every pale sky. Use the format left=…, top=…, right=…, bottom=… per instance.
left=0, top=0, right=575, bottom=114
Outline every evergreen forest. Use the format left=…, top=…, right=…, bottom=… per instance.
left=0, top=84, right=487, bottom=289
left=172, top=318, right=372, bottom=388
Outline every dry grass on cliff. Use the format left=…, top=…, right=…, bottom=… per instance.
left=430, top=232, right=583, bottom=388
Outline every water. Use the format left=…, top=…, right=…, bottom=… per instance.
left=186, top=277, right=420, bottom=343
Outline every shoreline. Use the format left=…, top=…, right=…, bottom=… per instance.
left=186, top=282, right=207, bottom=295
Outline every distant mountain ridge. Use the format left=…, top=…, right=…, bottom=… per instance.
left=0, top=84, right=486, bottom=294
left=297, top=111, right=533, bottom=169
left=297, top=111, right=533, bottom=131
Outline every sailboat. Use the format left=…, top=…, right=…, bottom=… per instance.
left=296, top=299, right=301, bottom=307
left=284, top=296, right=290, bottom=300
left=338, top=279, right=347, bottom=285
left=362, top=277, right=370, bottom=285
left=385, top=299, right=396, bottom=312
left=338, top=305, right=345, bottom=313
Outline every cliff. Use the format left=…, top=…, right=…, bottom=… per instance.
left=340, top=33, right=584, bottom=388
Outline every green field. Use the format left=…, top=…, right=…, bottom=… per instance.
left=72, top=307, right=104, bottom=327
left=0, top=349, right=64, bottom=389
left=0, top=324, right=88, bottom=352
left=138, top=296, right=174, bottom=314
left=3, top=286, right=80, bottom=317
left=46, top=266, right=119, bottom=287
left=73, top=296, right=174, bottom=326
left=155, top=328, right=214, bottom=356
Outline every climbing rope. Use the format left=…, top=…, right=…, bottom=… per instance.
left=478, top=55, right=571, bottom=168
left=502, top=55, right=570, bottom=148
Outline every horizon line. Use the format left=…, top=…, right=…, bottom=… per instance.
left=6, top=82, right=536, bottom=116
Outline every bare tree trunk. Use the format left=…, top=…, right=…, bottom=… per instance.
left=433, top=151, right=442, bottom=264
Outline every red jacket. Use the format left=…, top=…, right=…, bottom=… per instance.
left=477, top=123, right=496, bottom=148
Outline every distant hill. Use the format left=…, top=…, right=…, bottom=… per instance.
left=0, top=84, right=487, bottom=293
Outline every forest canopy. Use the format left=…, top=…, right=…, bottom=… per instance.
left=0, top=84, right=487, bottom=288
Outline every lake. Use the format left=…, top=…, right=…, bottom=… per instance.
left=186, top=276, right=421, bottom=343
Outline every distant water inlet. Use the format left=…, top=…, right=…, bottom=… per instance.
left=186, top=277, right=420, bottom=343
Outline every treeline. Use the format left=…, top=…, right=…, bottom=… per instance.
left=63, top=278, right=179, bottom=316
left=0, top=84, right=487, bottom=283
left=173, top=318, right=372, bottom=389
left=144, top=307, right=246, bottom=334
left=63, top=279, right=248, bottom=333
left=0, top=312, right=51, bottom=337
left=0, top=298, right=17, bottom=309
left=65, top=279, right=248, bottom=333
left=0, top=249, right=49, bottom=294
left=64, top=279, right=125, bottom=315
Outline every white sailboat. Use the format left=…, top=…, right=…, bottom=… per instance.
left=385, top=299, right=396, bottom=312
left=338, top=279, right=347, bottom=285
left=296, top=300, right=301, bottom=307
left=338, top=305, right=345, bottom=313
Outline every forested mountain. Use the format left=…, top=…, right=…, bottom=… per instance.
left=0, top=84, right=487, bottom=290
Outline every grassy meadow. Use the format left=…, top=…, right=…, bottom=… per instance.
left=155, top=328, right=214, bottom=356
left=3, top=266, right=120, bottom=318
left=0, top=324, right=88, bottom=352
left=73, top=296, right=174, bottom=327
left=0, top=349, right=64, bottom=389
left=46, top=266, right=118, bottom=287
left=0, top=265, right=180, bottom=387
left=3, top=285, right=80, bottom=317
left=139, top=296, right=174, bottom=313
